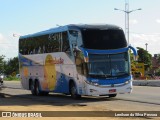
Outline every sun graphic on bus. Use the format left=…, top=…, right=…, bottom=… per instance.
left=23, top=67, right=29, bottom=77
left=43, top=54, right=57, bottom=91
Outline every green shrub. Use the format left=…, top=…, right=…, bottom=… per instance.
left=4, top=76, right=20, bottom=81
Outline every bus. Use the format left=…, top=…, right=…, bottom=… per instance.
left=18, top=24, right=137, bottom=99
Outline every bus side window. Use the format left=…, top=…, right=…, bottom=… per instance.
left=75, top=51, right=83, bottom=74
left=48, top=33, right=60, bottom=52
left=19, top=39, right=23, bottom=54
left=75, top=51, right=86, bottom=75
left=62, top=32, right=71, bottom=55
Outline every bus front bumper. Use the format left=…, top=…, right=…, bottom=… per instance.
left=84, top=80, right=132, bottom=96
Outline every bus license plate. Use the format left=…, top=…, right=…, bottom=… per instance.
left=109, top=89, right=116, bottom=93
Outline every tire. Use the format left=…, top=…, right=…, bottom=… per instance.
left=42, top=91, right=49, bottom=96
left=35, top=81, right=43, bottom=96
left=70, top=82, right=81, bottom=99
left=30, top=80, right=36, bottom=95
left=109, top=94, right=117, bottom=98
left=35, top=81, right=49, bottom=96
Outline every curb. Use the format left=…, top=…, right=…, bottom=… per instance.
left=133, top=80, right=160, bottom=87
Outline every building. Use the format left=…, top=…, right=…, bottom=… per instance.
left=150, top=54, right=160, bottom=75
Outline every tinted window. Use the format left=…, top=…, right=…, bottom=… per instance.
left=81, top=29, right=127, bottom=49
left=48, top=33, right=60, bottom=52
left=19, top=34, right=61, bottom=55
left=62, top=32, right=70, bottom=52
left=87, top=52, right=129, bottom=78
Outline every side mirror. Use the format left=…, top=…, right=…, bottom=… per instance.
left=128, top=45, right=138, bottom=61
left=133, top=55, right=138, bottom=61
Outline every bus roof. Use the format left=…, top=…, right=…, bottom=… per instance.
left=19, top=24, right=122, bottom=39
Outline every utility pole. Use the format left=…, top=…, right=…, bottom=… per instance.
left=114, top=0, right=141, bottom=45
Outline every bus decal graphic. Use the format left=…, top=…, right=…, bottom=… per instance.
left=23, top=67, right=29, bottom=77
left=46, top=57, right=64, bottom=65
left=43, top=54, right=57, bottom=91
left=19, top=54, right=42, bottom=66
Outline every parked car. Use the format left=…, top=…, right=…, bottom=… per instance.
left=16, top=74, right=20, bottom=78
left=0, top=75, right=4, bottom=89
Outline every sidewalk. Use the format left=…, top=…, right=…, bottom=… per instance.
left=133, top=80, right=160, bottom=87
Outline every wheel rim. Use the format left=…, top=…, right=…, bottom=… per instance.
left=31, top=82, right=35, bottom=93
left=71, top=86, right=76, bottom=96
left=35, top=82, right=40, bottom=95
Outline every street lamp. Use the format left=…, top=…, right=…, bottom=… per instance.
left=114, top=7, right=141, bottom=45
left=145, top=43, right=148, bottom=51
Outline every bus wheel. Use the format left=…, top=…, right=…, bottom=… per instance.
left=30, top=80, right=36, bottom=95
left=109, top=94, right=117, bottom=98
left=35, top=81, right=43, bottom=96
left=70, top=82, right=81, bottom=99
left=42, top=91, right=49, bottom=96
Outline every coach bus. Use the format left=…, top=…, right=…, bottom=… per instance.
left=18, top=24, right=137, bottom=99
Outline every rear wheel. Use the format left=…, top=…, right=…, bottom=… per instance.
left=109, top=94, right=117, bottom=98
left=70, top=82, right=81, bottom=99
left=30, top=80, right=49, bottom=96
left=35, top=81, right=43, bottom=96
left=42, top=91, right=49, bottom=96
left=35, top=81, right=49, bottom=96
left=30, top=80, right=36, bottom=95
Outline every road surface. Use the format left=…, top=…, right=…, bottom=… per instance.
left=0, top=81, right=160, bottom=120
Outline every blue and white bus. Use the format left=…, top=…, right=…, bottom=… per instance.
left=19, top=24, right=137, bottom=99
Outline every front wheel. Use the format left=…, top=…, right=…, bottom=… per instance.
left=70, top=82, right=81, bottom=99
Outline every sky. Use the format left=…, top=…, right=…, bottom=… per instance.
left=0, top=0, right=160, bottom=59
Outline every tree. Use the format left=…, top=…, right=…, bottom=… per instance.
left=154, top=54, right=160, bottom=75
left=136, top=47, right=152, bottom=70
left=0, top=55, right=5, bottom=74
left=3, top=57, right=19, bottom=76
left=157, top=54, right=160, bottom=63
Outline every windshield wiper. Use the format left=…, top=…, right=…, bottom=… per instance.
left=117, top=72, right=128, bottom=75
left=89, top=74, right=111, bottom=78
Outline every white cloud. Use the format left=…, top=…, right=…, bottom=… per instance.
left=156, top=19, right=160, bottom=23
left=130, top=19, right=138, bottom=25
left=130, top=33, right=160, bottom=55
left=0, top=33, right=18, bottom=58
left=0, top=33, right=5, bottom=42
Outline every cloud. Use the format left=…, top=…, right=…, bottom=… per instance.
left=0, top=33, right=5, bottom=42
left=130, top=33, right=160, bottom=55
left=130, top=19, right=138, bottom=25
left=0, top=33, right=18, bottom=58
left=156, top=19, right=160, bottom=23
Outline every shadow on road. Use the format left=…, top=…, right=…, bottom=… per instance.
left=0, top=92, right=117, bottom=107
left=0, top=81, right=118, bottom=107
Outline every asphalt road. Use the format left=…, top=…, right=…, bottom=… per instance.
left=1, top=81, right=160, bottom=112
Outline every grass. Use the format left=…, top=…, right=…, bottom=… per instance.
left=4, top=76, right=20, bottom=81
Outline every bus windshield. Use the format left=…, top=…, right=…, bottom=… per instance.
left=87, top=52, right=129, bottom=78
left=81, top=29, right=127, bottom=49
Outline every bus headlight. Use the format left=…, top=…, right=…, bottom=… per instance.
left=92, top=83, right=99, bottom=86
left=125, top=80, right=130, bottom=84
left=85, top=80, right=99, bottom=86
